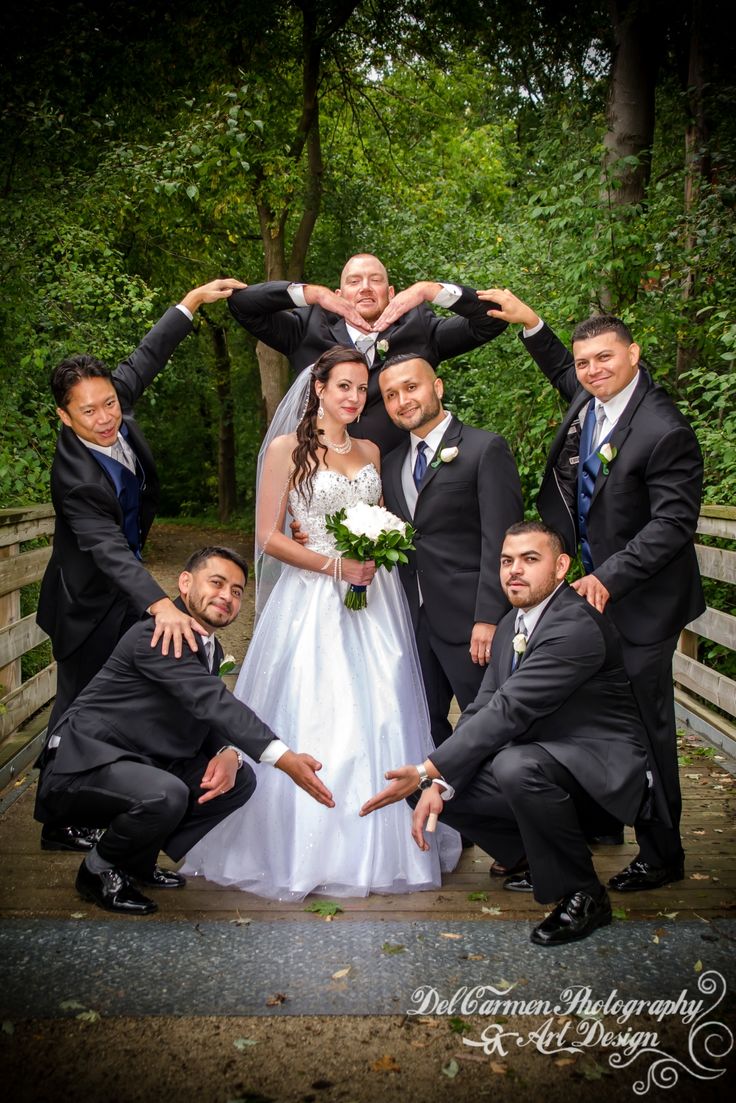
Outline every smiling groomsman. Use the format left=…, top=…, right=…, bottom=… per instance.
left=478, top=290, right=705, bottom=892
left=379, top=354, right=523, bottom=755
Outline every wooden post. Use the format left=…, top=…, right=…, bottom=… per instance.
left=0, top=542, right=21, bottom=697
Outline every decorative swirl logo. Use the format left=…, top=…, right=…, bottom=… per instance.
left=608, top=970, right=732, bottom=1094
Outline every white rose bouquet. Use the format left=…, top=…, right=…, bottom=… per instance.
left=325, top=503, right=415, bottom=610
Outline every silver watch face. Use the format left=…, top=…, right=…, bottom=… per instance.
left=418, top=777, right=434, bottom=791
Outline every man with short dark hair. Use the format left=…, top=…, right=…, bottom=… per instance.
left=35, top=548, right=334, bottom=916
left=228, top=254, right=507, bottom=453
left=361, top=523, right=648, bottom=946
left=378, top=354, right=523, bottom=749
left=478, top=289, right=705, bottom=892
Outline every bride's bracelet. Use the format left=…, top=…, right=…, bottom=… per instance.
left=332, top=556, right=343, bottom=583
left=320, top=558, right=332, bottom=572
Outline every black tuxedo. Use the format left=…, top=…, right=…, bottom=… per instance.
left=37, top=306, right=194, bottom=730
left=429, top=585, right=648, bottom=903
left=382, top=415, right=523, bottom=745
left=35, top=602, right=275, bottom=875
left=523, top=323, right=705, bottom=865
left=228, top=282, right=507, bottom=453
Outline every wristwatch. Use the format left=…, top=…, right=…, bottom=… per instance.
left=217, top=745, right=245, bottom=770
left=415, top=763, right=434, bottom=791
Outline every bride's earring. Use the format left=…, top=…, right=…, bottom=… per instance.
left=317, top=391, right=324, bottom=419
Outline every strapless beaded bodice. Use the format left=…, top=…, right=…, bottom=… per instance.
left=288, top=463, right=382, bottom=556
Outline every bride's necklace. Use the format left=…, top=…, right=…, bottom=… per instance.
left=321, top=431, right=352, bottom=454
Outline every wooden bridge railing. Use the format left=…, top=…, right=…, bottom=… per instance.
left=0, top=505, right=55, bottom=788
left=675, top=504, right=736, bottom=754
left=0, top=502, right=734, bottom=791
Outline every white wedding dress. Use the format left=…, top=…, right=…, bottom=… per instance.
left=182, top=463, right=460, bottom=899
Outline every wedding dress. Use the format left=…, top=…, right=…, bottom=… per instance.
left=182, top=463, right=461, bottom=899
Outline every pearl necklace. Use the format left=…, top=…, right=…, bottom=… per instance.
left=321, top=432, right=352, bottom=454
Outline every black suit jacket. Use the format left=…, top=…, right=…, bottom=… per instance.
left=430, top=584, right=648, bottom=824
left=37, top=306, right=193, bottom=661
left=229, top=282, right=507, bottom=454
left=34, top=606, right=274, bottom=820
left=381, top=416, right=523, bottom=645
left=524, top=323, right=705, bottom=644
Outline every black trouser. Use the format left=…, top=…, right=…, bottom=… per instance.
left=621, top=633, right=683, bottom=867
left=37, top=751, right=255, bottom=876
left=416, top=607, right=486, bottom=747
left=434, top=746, right=625, bottom=904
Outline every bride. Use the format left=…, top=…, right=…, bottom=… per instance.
left=182, top=345, right=460, bottom=899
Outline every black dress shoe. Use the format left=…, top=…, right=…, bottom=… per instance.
left=133, top=865, right=187, bottom=889
left=41, top=824, right=105, bottom=852
left=503, top=870, right=534, bottom=892
left=76, top=861, right=157, bottom=915
left=531, top=888, right=612, bottom=946
left=608, top=858, right=684, bottom=892
left=586, top=831, right=625, bottom=846
left=490, top=855, right=528, bottom=878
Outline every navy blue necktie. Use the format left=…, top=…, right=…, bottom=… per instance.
left=413, top=441, right=428, bottom=488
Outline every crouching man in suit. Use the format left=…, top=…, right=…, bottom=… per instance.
left=361, top=522, right=649, bottom=946
left=35, top=547, right=334, bottom=915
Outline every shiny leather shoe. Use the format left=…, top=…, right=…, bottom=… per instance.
left=608, top=858, right=684, bottom=892
left=503, top=870, right=534, bottom=893
left=41, top=824, right=105, bottom=852
left=134, top=866, right=187, bottom=889
left=76, top=861, right=157, bottom=915
left=490, top=855, right=528, bottom=878
left=531, top=888, right=612, bottom=946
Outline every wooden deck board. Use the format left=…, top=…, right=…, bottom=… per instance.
left=1, top=734, right=734, bottom=925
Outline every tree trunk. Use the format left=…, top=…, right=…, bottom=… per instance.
left=209, top=323, right=238, bottom=522
left=600, top=0, right=660, bottom=311
left=675, top=0, right=710, bottom=381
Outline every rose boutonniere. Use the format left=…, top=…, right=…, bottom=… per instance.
left=218, top=654, right=236, bottom=676
left=376, top=339, right=389, bottom=357
left=430, top=445, right=459, bottom=469
left=512, top=633, right=527, bottom=656
left=596, top=443, right=618, bottom=476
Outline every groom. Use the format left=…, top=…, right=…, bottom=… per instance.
left=35, top=547, right=334, bottom=916
left=361, top=522, right=648, bottom=946
left=379, top=354, right=523, bottom=748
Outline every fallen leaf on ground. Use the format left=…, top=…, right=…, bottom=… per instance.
left=441, top=1058, right=459, bottom=1078
left=265, top=993, right=287, bottom=1006
left=481, top=906, right=502, bottom=916
left=382, top=943, right=405, bottom=955
left=440, top=932, right=462, bottom=940
left=332, top=967, right=351, bottom=979
left=490, top=1062, right=508, bottom=1075
left=373, top=1055, right=400, bottom=1073
left=233, top=1037, right=258, bottom=1050
left=690, top=873, right=709, bottom=880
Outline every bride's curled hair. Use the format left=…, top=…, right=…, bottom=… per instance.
left=291, top=345, right=368, bottom=501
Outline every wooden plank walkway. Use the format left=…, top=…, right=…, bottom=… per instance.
left=1, top=735, right=734, bottom=923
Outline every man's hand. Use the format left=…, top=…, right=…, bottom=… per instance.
left=470, top=622, right=496, bottom=667
left=371, top=282, right=442, bottom=332
left=290, top=519, right=310, bottom=546
left=572, top=573, right=611, bottom=613
left=411, top=786, right=445, bottom=851
left=180, top=278, right=248, bottom=313
left=197, top=749, right=239, bottom=804
left=304, top=285, right=373, bottom=332
left=359, top=765, right=422, bottom=816
left=275, top=750, right=335, bottom=807
left=149, top=597, right=207, bottom=657
left=476, top=288, right=540, bottom=329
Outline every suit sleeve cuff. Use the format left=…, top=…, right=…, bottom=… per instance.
left=176, top=303, right=194, bottom=322
left=432, top=283, right=461, bottom=308
left=522, top=317, right=544, bottom=338
left=259, top=738, right=290, bottom=765
left=288, top=283, right=307, bottom=307
left=432, top=777, right=455, bottom=801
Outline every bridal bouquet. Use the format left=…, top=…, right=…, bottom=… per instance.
left=325, top=503, right=415, bottom=610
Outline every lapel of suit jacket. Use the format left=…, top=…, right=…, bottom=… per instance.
left=545, top=389, right=590, bottom=474
left=385, top=441, right=412, bottom=521
left=174, top=595, right=215, bottom=672
left=502, top=582, right=570, bottom=682
left=588, top=370, right=649, bottom=510
left=415, top=415, right=462, bottom=499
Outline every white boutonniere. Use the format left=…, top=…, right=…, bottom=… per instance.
left=596, top=443, right=618, bottom=475
left=376, top=339, right=389, bottom=356
left=512, top=633, right=527, bottom=655
left=218, top=654, right=236, bottom=676
left=431, top=445, right=459, bottom=469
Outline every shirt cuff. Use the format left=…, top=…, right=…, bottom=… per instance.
left=176, top=303, right=194, bottom=322
left=522, top=317, right=544, bottom=338
left=260, top=738, right=290, bottom=765
left=431, top=777, right=455, bottom=801
left=288, top=283, right=307, bottom=307
left=432, top=283, right=461, bottom=308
